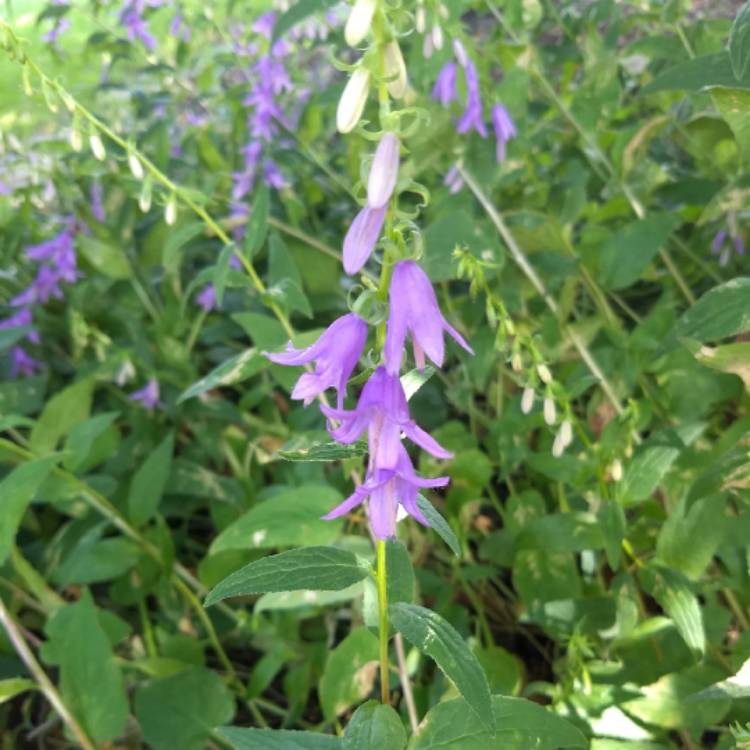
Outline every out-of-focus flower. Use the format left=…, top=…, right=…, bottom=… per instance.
left=432, top=62, right=458, bottom=107
left=367, top=133, right=400, bottom=209
left=456, top=57, right=487, bottom=137
left=343, top=204, right=386, bottom=275
left=196, top=284, right=217, bottom=312
left=711, top=224, right=746, bottom=266
left=345, top=0, right=376, bottom=47
left=491, top=103, right=516, bottom=162
left=91, top=181, right=106, bottom=223
left=129, top=378, right=161, bottom=409
left=444, top=164, right=464, bottom=193
left=10, top=347, right=43, bottom=378
left=120, top=0, right=161, bottom=49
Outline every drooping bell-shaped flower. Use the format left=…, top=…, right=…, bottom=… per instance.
left=337, top=67, right=370, bottom=134
left=265, top=313, right=368, bottom=408
left=385, top=260, right=473, bottom=375
left=432, top=62, right=458, bottom=106
left=196, top=284, right=217, bottom=312
left=321, top=366, right=452, bottom=469
left=345, top=0, right=376, bottom=47
left=10, top=347, right=42, bottom=378
left=456, top=57, right=487, bottom=137
left=322, top=442, right=449, bottom=539
left=343, top=204, right=386, bottom=275
left=384, top=41, right=408, bottom=99
left=129, top=378, right=161, bottom=410
left=367, top=132, right=400, bottom=210
left=491, top=103, right=517, bottom=163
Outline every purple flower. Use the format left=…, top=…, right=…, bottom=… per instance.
left=322, top=443, right=449, bottom=539
left=263, top=160, right=286, bottom=189
left=265, top=313, right=368, bottom=408
left=129, top=378, right=161, bottom=410
left=711, top=226, right=746, bottom=266
left=385, top=260, right=473, bottom=374
left=10, top=347, right=43, bottom=378
left=456, top=57, right=487, bottom=137
left=711, top=230, right=728, bottom=255
left=367, top=133, right=400, bottom=210
left=320, top=366, right=452, bottom=469
left=196, top=284, right=217, bottom=312
left=444, top=165, right=464, bottom=194
left=491, top=103, right=516, bottom=162
left=252, top=11, right=276, bottom=39
left=734, top=234, right=746, bottom=255
left=432, top=62, right=458, bottom=106
left=43, top=17, right=70, bottom=44
left=170, top=13, right=191, bottom=42
left=343, top=205, right=386, bottom=275
left=91, top=181, right=106, bottom=223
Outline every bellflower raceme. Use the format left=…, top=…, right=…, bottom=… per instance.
left=320, top=366, right=452, bottom=469
left=385, top=260, right=473, bottom=374
left=491, top=103, right=517, bottom=162
left=322, top=443, right=449, bottom=539
left=265, top=313, right=368, bottom=408
left=367, top=133, right=400, bottom=210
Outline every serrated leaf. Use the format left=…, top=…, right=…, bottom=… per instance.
left=277, top=437, right=368, bottom=462
left=128, top=432, right=174, bottom=526
left=178, top=348, right=266, bottom=403
left=389, top=603, right=494, bottom=733
left=730, top=2, right=750, bottom=80
left=401, top=366, right=436, bottom=400
left=244, top=184, right=269, bottom=258
left=343, top=701, right=407, bottom=750
left=416, top=495, right=460, bottom=556
left=219, top=727, right=341, bottom=750
left=675, top=277, right=750, bottom=342
left=205, top=546, right=370, bottom=607
left=272, top=0, right=338, bottom=42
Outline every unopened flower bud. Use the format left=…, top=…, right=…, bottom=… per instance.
left=345, top=0, right=376, bottom=47
left=560, top=419, right=573, bottom=447
left=165, top=194, right=177, bottom=225
left=543, top=397, right=556, bottom=426
left=415, top=5, right=426, bottom=32
left=139, top=175, right=153, bottom=212
left=511, top=352, right=523, bottom=372
left=337, top=67, right=370, bottom=134
left=611, top=459, right=623, bottom=482
left=438, top=3, right=449, bottom=18
left=432, top=23, right=443, bottom=50
left=453, top=38, right=467, bottom=66
left=90, top=133, right=106, bottom=161
left=69, top=128, right=83, bottom=152
left=367, top=132, right=400, bottom=209
left=552, top=431, right=565, bottom=458
left=521, top=387, right=534, bottom=414
left=384, top=40, right=408, bottom=99
left=537, top=364, right=552, bottom=384
left=128, top=152, right=144, bottom=180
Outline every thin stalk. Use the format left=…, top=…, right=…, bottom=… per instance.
left=394, top=633, right=418, bottom=733
left=376, top=539, right=390, bottom=704
left=0, top=598, right=98, bottom=750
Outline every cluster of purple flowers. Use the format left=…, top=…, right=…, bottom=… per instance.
left=711, top=226, right=746, bottom=267
left=1, top=221, right=79, bottom=378
left=119, top=0, right=163, bottom=50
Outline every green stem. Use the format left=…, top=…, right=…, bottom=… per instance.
left=376, top=539, right=390, bottom=704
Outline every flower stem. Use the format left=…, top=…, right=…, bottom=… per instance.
left=376, top=539, right=390, bottom=704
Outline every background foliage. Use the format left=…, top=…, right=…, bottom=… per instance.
left=1, top=0, right=750, bottom=748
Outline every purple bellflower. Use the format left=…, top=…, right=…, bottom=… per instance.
left=322, top=442, right=449, bottom=539
left=129, top=378, right=161, bottom=409
left=11, top=347, right=43, bottom=378
left=196, top=284, right=217, bottom=312
left=385, top=260, right=473, bottom=375
left=491, top=103, right=517, bottom=162
left=343, top=205, right=387, bottom=275
left=320, top=366, right=452, bottom=469
left=432, top=62, right=458, bottom=106
left=265, top=313, right=368, bottom=408
left=444, top=164, right=464, bottom=194
left=712, top=226, right=746, bottom=266
left=456, top=56, right=487, bottom=137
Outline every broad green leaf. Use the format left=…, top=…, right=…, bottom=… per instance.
left=513, top=548, right=582, bottom=604
left=408, top=696, right=587, bottom=749
left=277, top=437, right=369, bottom=462
left=128, top=431, right=174, bottom=526
left=205, top=546, right=369, bottom=606
left=386, top=540, right=414, bottom=605
left=162, top=221, right=205, bottom=271
left=0, top=678, right=36, bottom=705
left=30, top=377, right=94, bottom=453
left=219, top=727, right=341, bottom=750
left=169, top=459, right=244, bottom=504
left=644, top=53, right=750, bottom=94
left=389, top=603, right=494, bottom=732
left=416, top=495, right=460, bottom=556
left=0, top=456, right=59, bottom=565
left=730, top=2, right=750, bottom=80
left=42, top=590, right=128, bottom=741
left=696, top=342, right=750, bottom=390
left=713, top=88, right=750, bottom=158
left=618, top=444, right=680, bottom=507
left=0, top=325, right=32, bottom=352
left=343, top=701, right=407, bottom=750
left=63, top=411, right=119, bottom=471
left=77, top=235, right=132, bottom=279
left=244, top=184, right=269, bottom=258
left=476, top=646, right=523, bottom=696
left=640, top=565, right=705, bottom=655
left=268, top=234, right=312, bottom=318
left=597, top=500, right=626, bottom=570
left=178, top=348, right=266, bottom=402
left=210, top=485, right=344, bottom=553
left=53, top=537, right=141, bottom=585
left=675, top=277, right=750, bottom=342
left=214, top=242, right=236, bottom=306
left=232, top=312, right=288, bottom=350
left=135, top=667, right=234, bottom=750
left=0, top=375, right=46, bottom=416
left=319, top=629, right=379, bottom=721
left=688, top=658, right=750, bottom=701
left=515, top=512, right=604, bottom=553
left=272, top=0, right=338, bottom=42
left=255, top=584, right=364, bottom=614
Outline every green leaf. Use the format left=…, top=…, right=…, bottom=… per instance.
left=162, top=221, right=205, bottom=272
left=688, top=658, right=750, bottom=701
left=178, top=348, right=266, bottom=403
left=0, top=375, right=46, bottom=416
left=63, top=412, right=119, bottom=472
left=77, top=235, right=132, bottom=279
left=696, top=342, right=750, bottom=391
left=343, top=701, right=407, bottom=750
left=244, top=184, right=269, bottom=258
left=386, top=540, right=414, bottom=605
left=214, top=243, right=236, bottom=306
left=0, top=325, right=33, bottom=352
left=515, top=512, right=604, bottom=553
left=730, top=2, right=750, bottom=80
left=675, top=277, right=750, bottom=342
left=599, top=214, right=679, bottom=290
left=268, top=234, right=312, bottom=317
left=643, top=53, right=750, bottom=94
left=233, top=312, right=288, bottom=350
left=319, top=629, right=379, bottom=721
left=53, top=537, right=141, bottom=585
left=0, top=677, right=37, bottom=705
left=255, top=584, right=364, bottom=614
left=408, top=696, right=587, bottom=749
left=135, top=667, right=234, bottom=750
left=416, top=495, right=460, bottom=556
left=42, top=590, right=128, bottom=741
left=640, top=565, right=705, bottom=655
left=219, top=727, right=341, bottom=750
left=401, top=366, right=436, bottom=400
left=617, top=444, right=681, bottom=507
left=210, top=485, right=345, bottom=553
left=272, top=0, right=338, bottom=42
left=389, top=603, right=494, bottom=733
left=30, top=377, right=94, bottom=453
left=277, top=437, right=369, bottom=462
left=597, top=500, right=626, bottom=570
left=0, top=456, right=59, bottom=565
left=128, top=431, right=174, bottom=526
left=713, top=88, right=750, bottom=158
left=205, top=546, right=370, bottom=607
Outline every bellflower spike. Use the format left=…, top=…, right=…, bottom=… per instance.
left=129, top=378, right=161, bottom=410
left=367, top=133, right=400, bottom=210
left=322, top=443, right=449, bottom=539
left=432, top=62, right=458, bottom=107
left=385, top=260, right=473, bottom=375
left=345, top=0, right=376, bottom=47
left=343, top=204, right=386, bottom=275
left=265, top=313, right=368, bottom=408
left=321, top=366, right=453, bottom=468
left=491, top=103, right=517, bottom=162
left=337, top=67, right=370, bottom=134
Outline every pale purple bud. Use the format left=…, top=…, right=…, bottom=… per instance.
left=345, top=0, right=376, bottom=47
left=367, top=133, right=400, bottom=209
left=711, top=230, right=727, bottom=255
left=337, top=67, right=370, bottom=133
left=452, top=38, right=467, bottom=66
left=491, top=103, right=517, bottom=163
left=432, top=62, right=458, bottom=106
left=343, top=205, right=386, bottom=275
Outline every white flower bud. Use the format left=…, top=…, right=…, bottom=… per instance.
left=165, top=195, right=177, bottom=225
left=139, top=176, right=152, bottom=212
left=128, top=152, right=144, bottom=180
left=90, top=133, right=106, bottom=161
left=560, top=419, right=573, bottom=447
left=537, top=363, right=552, bottom=384
left=543, top=397, right=556, bottom=426
left=453, top=38, right=467, bottom=66
left=552, top=431, right=565, bottom=458
left=611, top=459, right=623, bottom=482
left=367, top=132, right=400, bottom=209
left=415, top=5, right=426, bottom=33
left=384, top=40, right=408, bottom=99
left=69, top=128, right=83, bottom=152
left=511, top=352, right=523, bottom=372
left=521, top=387, right=535, bottom=415
left=337, top=67, right=370, bottom=133
left=423, top=32, right=433, bottom=59
left=432, top=23, right=443, bottom=50
left=345, top=0, right=376, bottom=47
left=438, top=3, right=449, bottom=19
